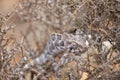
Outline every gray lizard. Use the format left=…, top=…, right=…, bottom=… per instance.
left=23, top=32, right=87, bottom=70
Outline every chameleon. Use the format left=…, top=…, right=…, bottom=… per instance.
left=23, top=31, right=87, bottom=70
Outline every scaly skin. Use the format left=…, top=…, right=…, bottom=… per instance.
left=23, top=32, right=87, bottom=70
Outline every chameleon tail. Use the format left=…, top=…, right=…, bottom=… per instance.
left=23, top=54, right=47, bottom=70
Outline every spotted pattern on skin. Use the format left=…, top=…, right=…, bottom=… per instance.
left=23, top=32, right=87, bottom=70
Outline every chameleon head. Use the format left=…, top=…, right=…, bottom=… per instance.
left=64, top=33, right=88, bottom=53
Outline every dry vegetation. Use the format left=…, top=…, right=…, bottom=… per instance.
left=0, top=0, right=120, bottom=80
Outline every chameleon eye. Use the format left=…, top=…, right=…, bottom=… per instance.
left=70, top=42, right=77, bottom=49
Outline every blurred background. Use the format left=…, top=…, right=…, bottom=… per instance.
left=0, top=0, right=120, bottom=80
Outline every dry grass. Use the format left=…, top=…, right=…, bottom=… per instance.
left=0, top=0, right=120, bottom=80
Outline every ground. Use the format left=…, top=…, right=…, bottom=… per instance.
left=0, top=0, right=120, bottom=80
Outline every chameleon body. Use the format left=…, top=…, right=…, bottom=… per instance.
left=24, top=32, right=87, bottom=70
